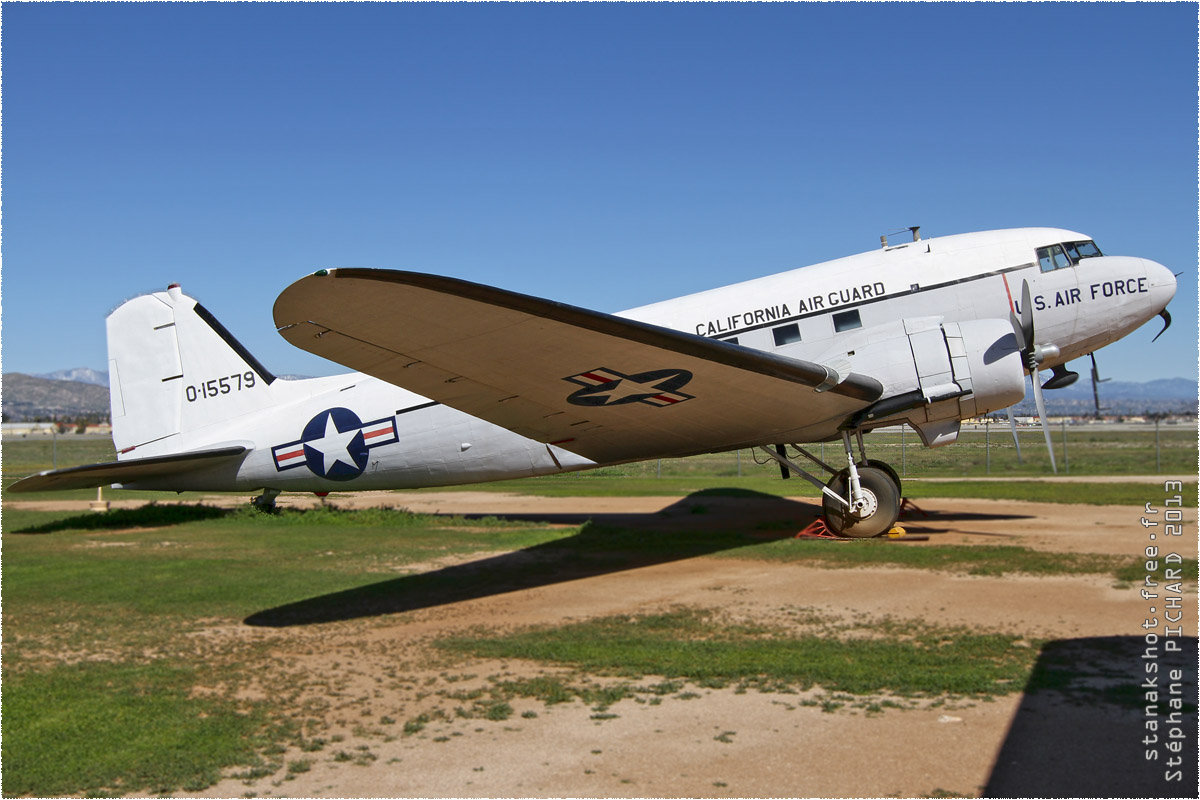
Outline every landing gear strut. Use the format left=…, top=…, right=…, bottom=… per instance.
left=757, top=430, right=903, bottom=538
left=251, top=488, right=281, bottom=512
left=822, top=465, right=901, bottom=538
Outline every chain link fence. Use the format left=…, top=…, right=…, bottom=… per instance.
left=583, top=421, right=1198, bottom=479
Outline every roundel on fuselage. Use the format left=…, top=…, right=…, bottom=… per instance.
left=301, top=407, right=370, bottom=481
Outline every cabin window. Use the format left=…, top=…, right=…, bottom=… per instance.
left=772, top=323, right=801, bottom=346
left=1037, top=244, right=1072, bottom=272
left=833, top=309, right=862, bottom=332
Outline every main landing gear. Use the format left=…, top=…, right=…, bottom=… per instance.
left=758, top=431, right=902, bottom=538
left=251, top=488, right=281, bottom=512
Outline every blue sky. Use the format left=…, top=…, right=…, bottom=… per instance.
left=4, top=2, right=1196, bottom=384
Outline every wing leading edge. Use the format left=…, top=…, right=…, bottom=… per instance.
left=274, top=269, right=883, bottom=464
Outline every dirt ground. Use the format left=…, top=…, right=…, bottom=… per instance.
left=16, top=491, right=1198, bottom=797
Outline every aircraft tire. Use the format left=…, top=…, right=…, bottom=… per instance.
left=862, top=459, right=901, bottom=497
left=822, top=466, right=901, bottom=538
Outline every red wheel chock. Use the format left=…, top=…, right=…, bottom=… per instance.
left=794, top=518, right=846, bottom=539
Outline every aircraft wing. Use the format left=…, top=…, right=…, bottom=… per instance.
left=274, top=269, right=883, bottom=464
left=8, top=446, right=248, bottom=493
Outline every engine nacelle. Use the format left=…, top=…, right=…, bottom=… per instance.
left=911, top=318, right=1026, bottom=444
left=810, top=316, right=1025, bottom=447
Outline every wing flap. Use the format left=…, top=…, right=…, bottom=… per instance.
left=274, top=270, right=883, bottom=463
left=8, top=446, right=248, bottom=493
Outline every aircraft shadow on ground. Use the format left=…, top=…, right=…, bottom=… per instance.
left=244, top=489, right=1040, bottom=628
left=10, top=503, right=227, bottom=534
left=245, top=489, right=812, bottom=627
left=985, top=635, right=1198, bottom=798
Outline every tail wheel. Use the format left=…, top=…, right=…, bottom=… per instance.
left=822, top=465, right=901, bottom=538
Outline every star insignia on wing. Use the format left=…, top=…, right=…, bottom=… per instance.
left=563, top=367, right=695, bottom=407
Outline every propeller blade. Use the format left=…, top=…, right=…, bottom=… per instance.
left=1020, top=280, right=1035, bottom=352
left=1090, top=356, right=1100, bottom=416
left=1089, top=353, right=1108, bottom=417
left=1006, top=406, right=1023, bottom=463
left=1008, top=308, right=1027, bottom=352
left=1152, top=308, right=1172, bottom=343
left=1030, top=370, right=1057, bottom=474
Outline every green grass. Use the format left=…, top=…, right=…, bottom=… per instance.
left=2, top=661, right=268, bottom=797
left=3, top=505, right=564, bottom=625
left=438, top=608, right=1038, bottom=697
left=861, top=425, right=1197, bottom=477
left=5, top=428, right=1197, bottom=506
left=1, top=505, right=566, bottom=795
left=3, top=436, right=118, bottom=475
left=2, top=481, right=1192, bottom=794
left=444, top=612, right=1197, bottom=727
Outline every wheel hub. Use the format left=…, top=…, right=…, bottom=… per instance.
left=851, top=488, right=878, bottom=520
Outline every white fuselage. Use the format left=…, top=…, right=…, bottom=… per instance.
left=124, top=227, right=1176, bottom=493
left=620, top=227, right=1174, bottom=372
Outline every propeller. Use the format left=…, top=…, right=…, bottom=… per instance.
left=1028, top=365, right=1057, bottom=474
left=1089, top=352, right=1109, bottom=418
left=1152, top=309, right=1172, bottom=343
left=1005, top=406, right=1023, bottom=463
left=1009, top=280, right=1058, bottom=474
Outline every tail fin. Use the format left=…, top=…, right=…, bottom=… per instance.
left=107, top=284, right=279, bottom=455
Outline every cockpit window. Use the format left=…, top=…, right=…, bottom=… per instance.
left=1038, top=239, right=1103, bottom=272
left=1064, top=240, right=1103, bottom=260
left=1037, top=244, right=1072, bottom=272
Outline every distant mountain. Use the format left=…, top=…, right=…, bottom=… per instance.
left=3, top=374, right=111, bottom=421
left=1052, top=377, right=1196, bottom=401
left=1012, top=376, right=1196, bottom=415
left=35, top=367, right=109, bottom=387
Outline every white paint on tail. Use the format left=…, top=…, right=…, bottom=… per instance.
left=107, top=286, right=283, bottom=458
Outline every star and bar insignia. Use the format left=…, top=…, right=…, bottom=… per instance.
left=563, top=367, right=695, bottom=408
left=271, top=407, right=398, bottom=480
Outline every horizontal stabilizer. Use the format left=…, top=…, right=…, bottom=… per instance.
left=8, top=446, right=248, bottom=493
left=274, top=269, right=883, bottom=463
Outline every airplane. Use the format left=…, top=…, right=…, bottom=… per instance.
left=11, top=226, right=1177, bottom=538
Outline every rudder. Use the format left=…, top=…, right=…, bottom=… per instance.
left=108, top=284, right=278, bottom=454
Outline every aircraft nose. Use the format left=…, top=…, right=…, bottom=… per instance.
left=1143, top=258, right=1177, bottom=311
